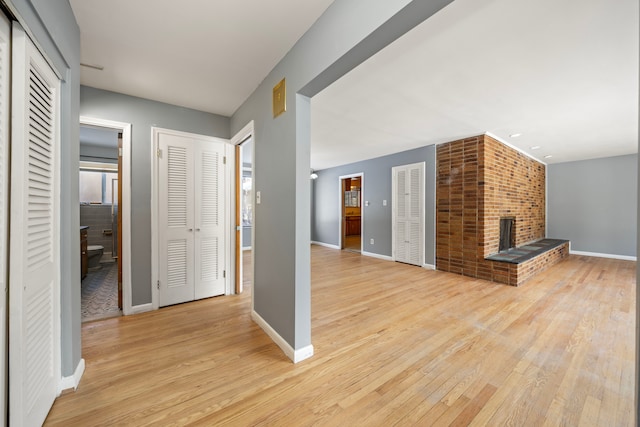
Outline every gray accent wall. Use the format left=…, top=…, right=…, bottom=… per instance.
left=230, top=0, right=453, bottom=352
left=547, top=154, right=637, bottom=257
left=7, top=0, right=82, bottom=377
left=312, top=145, right=436, bottom=265
left=80, top=86, right=230, bottom=305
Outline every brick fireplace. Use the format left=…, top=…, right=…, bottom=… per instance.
left=436, top=134, right=568, bottom=286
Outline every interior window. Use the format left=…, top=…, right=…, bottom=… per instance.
left=79, top=170, right=118, bottom=204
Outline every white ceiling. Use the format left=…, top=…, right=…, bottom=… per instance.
left=70, top=0, right=638, bottom=170
left=70, top=0, right=335, bottom=116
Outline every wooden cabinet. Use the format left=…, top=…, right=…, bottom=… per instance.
left=80, top=226, right=88, bottom=279
left=345, top=216, right=361, bottom=236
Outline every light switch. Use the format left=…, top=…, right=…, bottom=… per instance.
left=365, top=201, right=370, bottom=207
left=256, top=191, right=261, bottom=204
left=383, top=200, right=387, bottom=206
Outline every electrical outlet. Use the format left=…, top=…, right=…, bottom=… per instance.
left=370, top=238, right=374, bottom=245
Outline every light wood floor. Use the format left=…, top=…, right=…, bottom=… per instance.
left=45, top=246, right=635, bottom=426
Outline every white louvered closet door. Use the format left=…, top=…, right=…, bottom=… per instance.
left=158, top=132, right=226, bottom=307
left=392, top=162, right=425, bottom=266
left=0, top=12, right=10, bottom=427
left=194, top=142, right=225, bottom=299
left=158, top=133, right=196, bottom=307
left=9, top=22, right=61, bottom=427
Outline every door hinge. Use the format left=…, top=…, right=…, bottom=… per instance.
left=223, top=156, right=226, bottom=165
left=118, top=147, right=123, bottom=157
left=157, top=280, right=160, bottom=290
left=157, top=149, right=162, bottom=158
left=223, top=270, right=226, bottom=278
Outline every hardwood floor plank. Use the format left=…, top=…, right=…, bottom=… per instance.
left=45, top=247, right=635, bottom=426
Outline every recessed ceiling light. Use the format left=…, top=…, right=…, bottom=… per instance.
left=544, top=155, right=553, bottom=159
left=509, top=133, right=522, bottom=138
left=530, top=146, right=541, bottom=150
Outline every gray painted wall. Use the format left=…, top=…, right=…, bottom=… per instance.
left=547, top=154, right=637, bottom=257
left=230, top=0, right=452, bottom=352
left=80, top=86, right=230, bottom=305
left=7, top=0, right=82, bottom=376
left=312, top=145, right=436, bottom=265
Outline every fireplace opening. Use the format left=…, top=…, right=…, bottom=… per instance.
left=499, top=217, right=515, bottom=252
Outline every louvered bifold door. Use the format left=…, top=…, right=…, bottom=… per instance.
left=9, top=22, right=61, bottom=427
left=194, top=142, right=225, bottom=299
left=158, top=133, right=195, bottom=307
left=392, top=162, right=424, bottom=267
left=0, top=12, right=10, bottom=427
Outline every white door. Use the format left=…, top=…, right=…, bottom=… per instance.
left=0, top=12, right=10, bottom=427
left=194, top=143, right=225, bottom=299
left=9, top=22, right=61, bottom=427
left=158, top=131, right=226, bottom=307
left=393, top=162, right=424, bottom=266
left=158, top=133, right=195, bottom=306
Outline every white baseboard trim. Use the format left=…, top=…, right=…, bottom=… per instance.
left=570, top=250, right=637, bottom=262
left=251, top=310, right=314, bottom=364
left=311, top=241, right=340, bottom=250
left=423, top=264, right=436, bottom=270
left=130, top=303, right=154, bottom=315
left=60, top=358, right=85, bottom=392
left=362, top=251, right=393, bottom=262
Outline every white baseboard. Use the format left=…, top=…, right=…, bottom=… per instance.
left=423, top=264, right=436, bottom=270
left=251, top=310, right=314, bottom=364
left=362, top=251, right=393, bottom=262
left=59, top=358, right=85, bottom=393
left=311, top=241, right=340, bottom=250
left=129, top=303, right=154, bottom=315
left=570, top=250, right=637, bottom=262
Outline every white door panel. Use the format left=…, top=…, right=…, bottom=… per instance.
left=159, top=135, right=195, bottom=306
left=0, top=12, right=9, bottom=427
left=9, top=22, right=61, bottom=427
left=195, top=144, right=225, bottom=298
left=393, top=162, right=424, bottom=266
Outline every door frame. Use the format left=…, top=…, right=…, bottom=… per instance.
left=230, top=121, right=254, bottom=297
left=79, top=117, right=133, bottom=314
left=338, top=172, right=364, bottom=252
left=151, top=127, right=234, bottom=310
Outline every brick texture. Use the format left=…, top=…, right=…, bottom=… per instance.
left=436, top=134, right=561, bottom=286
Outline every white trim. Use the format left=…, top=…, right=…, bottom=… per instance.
left=362, top=251, right=393, bottom=262
left=311, top=241, right=340, bottom=250
left=570, top=250, right=637, bottom=262
left=338, top=172, right=364, bottom=251
left=129, top=303, right=154, bottom=315
left=423, top=264, right=436, bottom=270
left=485, top=132, right=547, bottom=165
left=230, top=121, right=254, bottom=146
left=231, top=121, right=255, bottom=298
left=80, top=117, right=133, bottom=315
left=59, top=358, right=85, bottom=392
left=242, top=246, right=252, bottom=251
left=251, top=310, right=314, bottom=363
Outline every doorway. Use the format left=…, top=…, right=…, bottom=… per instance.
left=340, top=173, right=363, bottom=253
left=232, top=121, right=254, bottom=296
left=79, top=117, right=132, bottom=316
left=79, top=125, right=122, bottom=321
left=237, top=137, right=253, bottom=293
